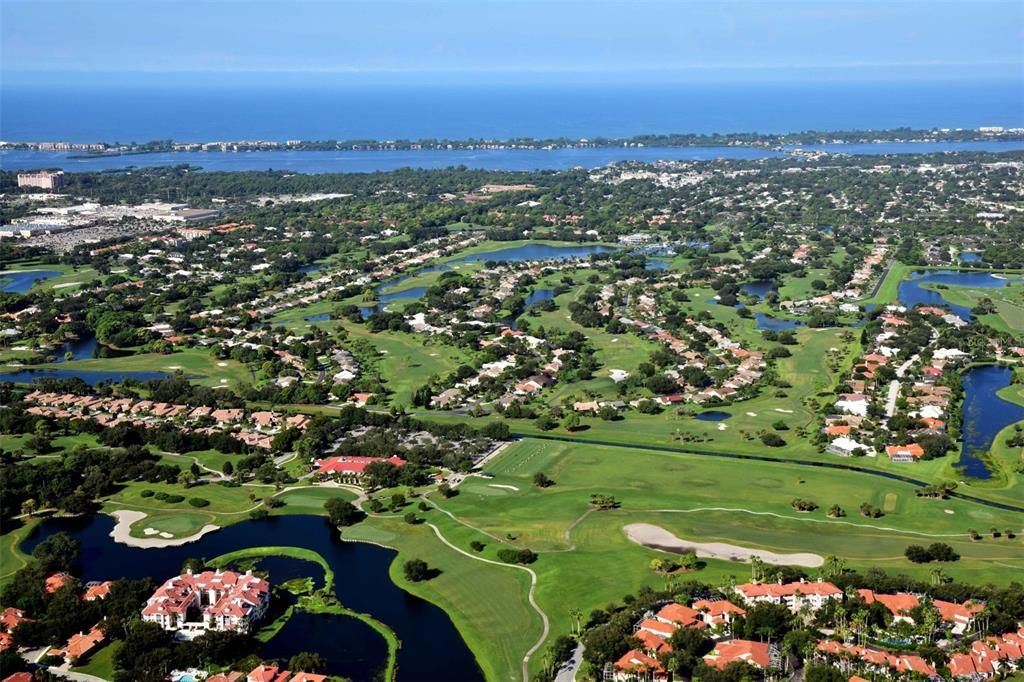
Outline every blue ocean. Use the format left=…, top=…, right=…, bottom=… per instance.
left=2, top=80, right=1022, bottom=143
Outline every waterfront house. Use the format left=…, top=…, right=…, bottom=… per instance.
left=885, top=443, right=925, bottom=462
left=142, top=569, right=270, bottom=636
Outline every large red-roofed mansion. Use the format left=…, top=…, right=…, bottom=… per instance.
left=142, top=569, right=270, bottom=637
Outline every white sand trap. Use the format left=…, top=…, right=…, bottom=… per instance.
left=143, top=528, right=159, bottom=536
left=52, top=282, right=79, bottom=289
left=220, top=379, right=228, bottom=383
left=609, top=369, right=630, bottom=383
left=624, top=523, right=824, bottom=567
left=717, top=423, right=727, bottom=431
left=945, top=509, right=955, bottom=514
left=746, top=412, right=757, bottom=417
left=774, top=408, right=794, bottom=413
left=165, top=365, right=182, bottom=370
left=488, top=484, right=519, bottom=491
left=109, top=510, right=220, bottom=549
left=217, top=362, right=227, bottom=367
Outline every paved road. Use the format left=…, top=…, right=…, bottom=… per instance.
left=884, top=380, right=900, bottom=418
left=554, top=643, right=585, bottom=682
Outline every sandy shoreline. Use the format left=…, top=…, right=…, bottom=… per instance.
left=108, top=510, right=220, bottom=549
left=624, top=522, right=824, bottom=568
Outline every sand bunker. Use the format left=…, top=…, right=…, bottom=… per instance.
left=109, top=510, right=220, bottom=549
left=489, top=484, right=519, bottom=491
left=624, top=523, right=823, bottom=567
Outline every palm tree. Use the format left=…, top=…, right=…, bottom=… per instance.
left=929, top=567, right=947, bottom=586
left=750, top=556, right=766, bottom=582
left=569, top=608, right=583, bottom=635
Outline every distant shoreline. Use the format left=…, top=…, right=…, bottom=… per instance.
left=3, top=126, right=1023, bottom=158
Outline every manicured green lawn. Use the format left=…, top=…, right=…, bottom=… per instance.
left=0, top=519, right=38, bottom=589
left=72, top=640, right=119, bottom=679
left=271, top=486, right=356, bottom=516
left=920, top=281, right=1024, bottom=334
left=345, top=436, right=1024, bottom=681
left=344, top=513, right=537, bottom=682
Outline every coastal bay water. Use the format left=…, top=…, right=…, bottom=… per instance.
left=3, top=80, right=1022, bottom=143
left=22, top=514, right=484, bottom=680
left=3, top=140, right=1024, bottom=174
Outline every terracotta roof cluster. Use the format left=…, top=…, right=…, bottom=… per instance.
left=246, top=665, right=328, bottom=682
left=856, top=589, right=983, bottom=627
left=817, top=640, right=937, bottom=677
left=735, top=579, right=843, bottom=598
left=948, top=629, right=1024, bottom=678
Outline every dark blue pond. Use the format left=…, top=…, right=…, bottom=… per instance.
left=755, top=313, right=804, bottom=331
left=55, top=334, right=98, bottom=362
left=695, top=411, right=731, bottom=421
left=958, top=365, right=1024, bottom=479
left=959, top=253, right=983, bottom=263
left=299, top=263, right=325, bottom=274
left=449, top=243, right=617, bottom=264
left=304, top=313, right=330, bottom=322
left=22, top=514, right=483, bottom=680
left=740, top=281, right=776, bottom=301
left=646, top=259, right=670, bottom=271
left=0, top=270, right=62, bottom=293
left=525, top=288, right=556, bottom=307
left=0, top=367, right=173, bottom=385
left=898, top=270, right=1022, bottom=320
left=261, top=610, right=388, bottom=678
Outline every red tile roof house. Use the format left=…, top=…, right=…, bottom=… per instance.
left=142, top=569, right=270, bottom=637
left=207, top=674, right=244, bottom=682
left=613, top=648, right=670, bottom=681
left=82, top=580, right=113, bottom=601
left=654, top=602, right=704, bottom=630
left=934, top=598, right=984, bottom=636
left=0, top=607, right=30, bottom=633
left=734, top=579, right=843, bottom=612
left=2, top=674, right=34, bottom=682
left=885, top=443, right=925, bottom=463
left=315, top=455, right=407, bottom=480
left=49, top=625, right=105, bottom=665
left=692, top=599, right=746, bottom=632
left=704, top=639, right=779, bottom=671
left=248, top=665, right=279, bottom=682
left=856, top=590, right=920, bottom=624
left=45, top=572, right=71, bottom=594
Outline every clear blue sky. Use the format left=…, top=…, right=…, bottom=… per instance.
left=2, top=1, right=1022, bottom=85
